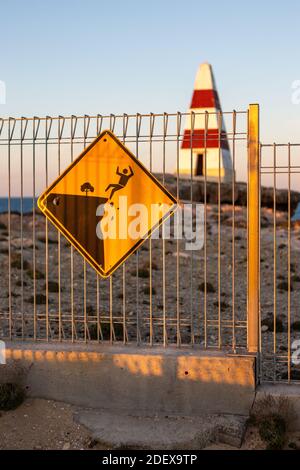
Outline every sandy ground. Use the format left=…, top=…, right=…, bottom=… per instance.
left=1, top=398, right=300, bottom=450
left=0, top=398, right=106, bottom=450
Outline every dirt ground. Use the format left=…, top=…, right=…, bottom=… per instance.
left=0, top=398, right=106, bottom=450
left=1, top=398, right=300, bottom=450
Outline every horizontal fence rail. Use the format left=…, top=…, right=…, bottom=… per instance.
left=0, top=110, right=249, bottom=352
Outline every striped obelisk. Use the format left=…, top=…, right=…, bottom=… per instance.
left=179, top=63, right=233, bottom=182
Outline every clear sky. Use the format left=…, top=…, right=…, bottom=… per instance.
left=1, top=0, right=300, bottom=193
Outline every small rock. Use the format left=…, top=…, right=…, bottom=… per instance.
left=213, top=300, right=230, bottom=311
left=15, top=279, right=27, bottom=287
left=277, top=281, right=293, bottom=292
left=199, top=282, right=216, bottom=293
left=11, top=255, right=31, bottom=270
left=288, top=442, right=298, bottom=450
left=291, top=321, right=300, bottom=332
left=143, top=286, right=156, bottom=295
left=261, top=316, right=285, bottom=333
left=86, top=305, right=96, bottom=315
left=131, top=268, right=149, bottom=278
left=27, top=294, right=47, bottom=305
left=87, top=439, right=98, bottom=449
left=11, top=238, right=33, bottom=249
left=26, top=269, right=45, bottom=280
left=261, top=325, right=269, bottom=333
left=47, top=281, right=59, bottom=293
left=172, top=252, right=190, bottom=259
left=37, top=233, right=58, bottom=244
left=62, top=442, right=71, bottom=450
left=281, top=370, right=300, bottom=381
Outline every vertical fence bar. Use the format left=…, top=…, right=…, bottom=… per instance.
left=217, top=111, right=222, bottom=349
left=190, top=111, right=195, bottom=346
left=231, top=111, right=236, bottom=351
left=149, top=113, right=155, bottom=346
left=272, top=143, right=277, bottom=376
left=45, top=116, right=52, bottom=341
left=176, top=112, right=181, bottom=347
left=247, top=104, right=260, bottom=353
left=70, top=116, right=77, bottom=342
left=163, top=112, right=168, bottom=347
left=8, top=118, right=14, bottom=339
left=204, top=111, right=208, bottom=348
left=287, top=143, right=291, bottom=382
left=32, top=117, right=40, bottom=340
left=20, top=118, right=28, bottom=339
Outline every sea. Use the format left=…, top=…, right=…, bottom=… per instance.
left=0, top=197, right=38, bottom=214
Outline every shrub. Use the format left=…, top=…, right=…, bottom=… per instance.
left=0, top=383, right=25, bottom=411
left=250, top=394, right=293, bottom=449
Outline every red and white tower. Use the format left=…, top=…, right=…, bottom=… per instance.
left=179, top=63, right=233, bottom=182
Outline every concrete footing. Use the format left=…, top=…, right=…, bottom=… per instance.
left=1, top=342, right=256, bottom=417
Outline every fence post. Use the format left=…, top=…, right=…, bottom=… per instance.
left=247, top=104, right=260, bottom=353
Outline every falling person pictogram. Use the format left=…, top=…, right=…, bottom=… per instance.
left=105, top=166, right=134, bottom=200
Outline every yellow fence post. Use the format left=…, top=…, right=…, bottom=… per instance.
left=247, top=104, right=260, bottom=353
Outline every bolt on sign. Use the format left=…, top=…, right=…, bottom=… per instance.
left=38, top=130, right=177, bottom=278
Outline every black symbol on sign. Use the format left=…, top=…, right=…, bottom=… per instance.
left=81, top=181, right=95, bottom=196
left=105, top=166, right=134, bottom=200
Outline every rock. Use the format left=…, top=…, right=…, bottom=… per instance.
left=261, top=325, right=269, bottom=333
left=224, top=216, right=247, bottom=228
left=172, top=252, right=190, bottom=259
left=27, top=294, right=46, bottom=305
left=131, top=268, right=149, bottom=278
left=261, top=216, right=271, bottom=228
left=26, top=269, right=45, bottom=280
left=213, top=300, right=230, bottom=311
left=199, top=282, right=216, bottom=293
left=15, top=280, right=27, bottom=287
left=47, top=281, right=59, bottom=293
left=291, top=321, right=300, bottom=331
left=62, top=442, right=70, bottom=450
left=142, top=261, right=159, bottom=270
left=261, top=316, right=285, bottom=333
left=86, top=305, right=96, bottom=315
left=290, top=263, right=296, bottom=273
left=37, top=232, right=58, bottom=244
left=277, top=281, right=293, bottom=292
left=281, top=370, right=300, bottom=381
left=87, top=438, right=98, bottom=449
left=143, top=286, right=156, bottom=295
left=11, top=238, right=33, bottom=249
left=11, top=255, right=31, bottom=270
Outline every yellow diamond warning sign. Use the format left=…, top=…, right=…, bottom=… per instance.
left=38, top=130, right=177, bottom=278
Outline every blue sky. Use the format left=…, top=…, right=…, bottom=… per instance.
left=1, top=0, right=298, bottom=359
left=1, top=0, right=300, bottom=151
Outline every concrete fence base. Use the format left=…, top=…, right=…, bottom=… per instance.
left=1, top=342, right=256, bottom=416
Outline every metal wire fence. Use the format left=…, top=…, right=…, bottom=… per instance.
left=260, top=143, right=300, bottom=383
left=0, top=110, right=248, bottom=351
